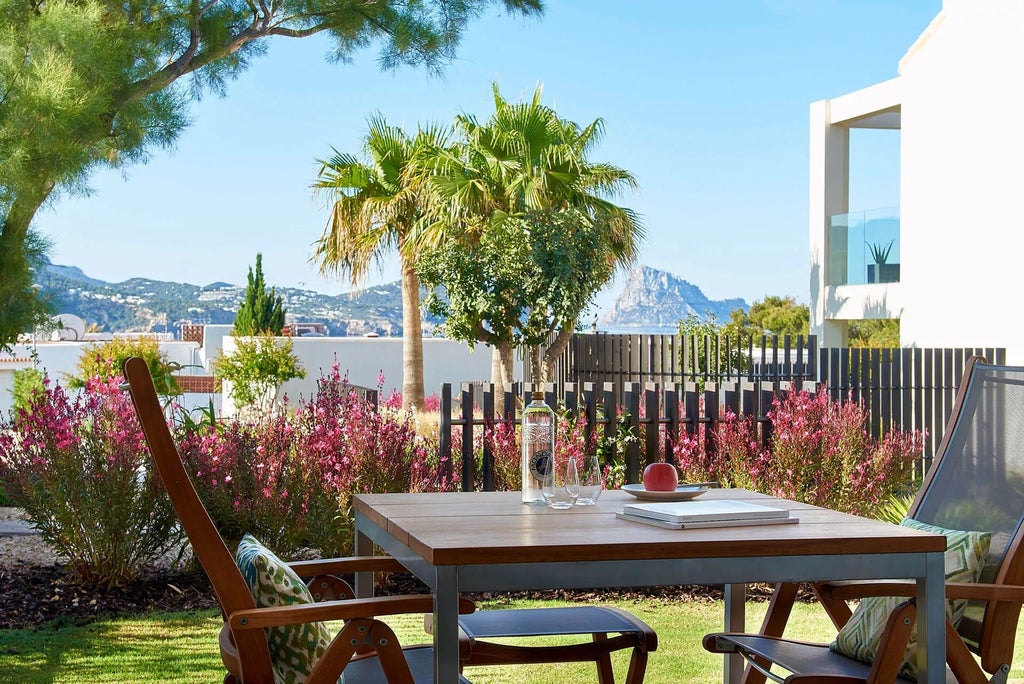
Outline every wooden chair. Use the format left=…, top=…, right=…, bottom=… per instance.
left=704, top=356, right=1024, bottom=683
left=124, top=356, right=475, bottom=683
left=123, top=356, right=656, bottom=683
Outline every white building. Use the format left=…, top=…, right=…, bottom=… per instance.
left=809, top=0, right=1024, bottom=362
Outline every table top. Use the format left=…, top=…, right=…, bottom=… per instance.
left=353, top=489, right=946, bottom=567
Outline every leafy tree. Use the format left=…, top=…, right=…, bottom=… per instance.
left=420, top=84, right=642, bottom=394
left=677, top=312, right=746, bottom=387
left=0, top=232, right=53, bottom=352
left=312, top=116, right=449, bottom=411
left=420, top=209, right=615, bottom=386
left=723, top=295, right=809, bottom=339
left=0, top=0, right=543, bottom=350
left=849, top=319, right=900, bottom=348
left=234, top=254, right=286, bottom=336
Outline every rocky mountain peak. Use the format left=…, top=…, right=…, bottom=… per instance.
left=601, top=265, right=748, bottom=330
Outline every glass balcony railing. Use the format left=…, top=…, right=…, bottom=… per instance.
left=827, top=206, right=900, bottom=286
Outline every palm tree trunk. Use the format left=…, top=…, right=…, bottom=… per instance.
left=400, top=259, right=425, bottom=412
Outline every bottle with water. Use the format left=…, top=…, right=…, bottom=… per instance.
left=521, top=391, right=554, bottom=505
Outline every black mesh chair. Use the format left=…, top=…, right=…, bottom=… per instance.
left=704, top=356, right=1024, bottom=683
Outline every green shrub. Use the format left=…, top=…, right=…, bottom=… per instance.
left=70, top=337, right=181, bottom=396
left=11, top=367, right=45, bottom=414
left=0, top=377, right=184, bottom=586
left=212, top=335, right=305, bottom=414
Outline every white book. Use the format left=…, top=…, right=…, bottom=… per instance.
left=615, top=512, right=799, bottom=530
left=621, top=499, right=790, bottom=524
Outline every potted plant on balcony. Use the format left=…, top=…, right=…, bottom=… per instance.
left=866, top=239, right=895, bottom=283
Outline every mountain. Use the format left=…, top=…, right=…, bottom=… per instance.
left=600, top=266, right=748, bottom=331
left=33, top=260, right=747, bottom=337
left=34, top=259, right=441, bottom=337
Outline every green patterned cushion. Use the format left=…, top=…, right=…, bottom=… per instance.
left=830, top=519, right=992, bottom=680
left=236, top=534, right=332, bottom=684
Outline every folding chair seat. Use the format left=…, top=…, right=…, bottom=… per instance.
left=431, top=604, right=657, bottom=682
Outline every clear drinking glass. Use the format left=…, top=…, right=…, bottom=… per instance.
left=575, top=454, right=603, bottom=505
left=542, top=454, right=579, bottom=509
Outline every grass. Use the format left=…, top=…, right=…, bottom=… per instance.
left=2, top=598, right=1023, bottom=683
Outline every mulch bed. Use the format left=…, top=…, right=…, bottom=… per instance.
left=0, top=560, right=809, bottom=631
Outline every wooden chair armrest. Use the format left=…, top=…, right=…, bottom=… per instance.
left=229, top=595, right=475, bottom=631
left=817, top=580, right=1024, bottom=603
left=287, top=555, right=406, bottom=577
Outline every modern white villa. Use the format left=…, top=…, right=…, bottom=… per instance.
left=809, top=0, right=1024, bottom=362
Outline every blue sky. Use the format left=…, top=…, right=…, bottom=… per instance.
left=33, top=0, right=940, bottom=314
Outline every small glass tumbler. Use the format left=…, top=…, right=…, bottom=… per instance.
left=575, top=454, right=604, bottom=506
left=542, top=454, right=579, bottom=509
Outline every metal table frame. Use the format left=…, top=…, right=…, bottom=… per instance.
left=354, top=508, right=946, bottom=684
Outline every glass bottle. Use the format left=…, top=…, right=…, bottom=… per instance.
left=521, top=391, right=554, bottom=505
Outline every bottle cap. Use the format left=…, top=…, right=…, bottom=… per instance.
left=531, top=391, right=544, bottom=401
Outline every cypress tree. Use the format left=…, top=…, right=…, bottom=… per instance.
left=233, top=254, right=286, bottom=335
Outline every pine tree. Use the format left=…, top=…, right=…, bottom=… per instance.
left=233, top=254, right=286, bottom=335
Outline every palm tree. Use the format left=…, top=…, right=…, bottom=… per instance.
left=418, top=84, right=644, bottom=396
left=312, top=115, right=448, bottom=412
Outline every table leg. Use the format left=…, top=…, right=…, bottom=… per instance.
left=917, top=551, right=946, bottom=684
left=354, top=527, right=373, bottom=599
left=433, top=566, right=461, bottom=683
left=724, top=583, right=746, bottom=684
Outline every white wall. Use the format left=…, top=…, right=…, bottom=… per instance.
left=897, top=0, right=1024, bottom=361
left=218, top=336, right=518, bottom=416
left=2, top=335, right=519, bottom=417
left=0, top=341, right=201, bottom=415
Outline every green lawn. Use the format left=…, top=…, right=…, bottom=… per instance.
left=1, top=598, right=1022, bottom=683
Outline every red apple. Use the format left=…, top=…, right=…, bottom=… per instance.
left=642, top=463, right=679, bottom=491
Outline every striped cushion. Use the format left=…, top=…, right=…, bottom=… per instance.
left=830, top=519, right=991, bottom=680
left=236, top=534, right=332, bottom=684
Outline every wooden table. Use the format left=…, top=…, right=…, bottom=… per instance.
left=353, top=488, right=947, bottom=684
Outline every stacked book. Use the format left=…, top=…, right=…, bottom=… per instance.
left=616, top=499, right=797, bottom=529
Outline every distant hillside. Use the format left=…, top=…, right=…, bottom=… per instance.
left=34, top=260, right=748, bottom=337
left=601, top=266, right=748, bottom=331
left=35, top=259, right=441, bottom=337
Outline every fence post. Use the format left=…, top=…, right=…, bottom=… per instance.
left=440, top=383, right=453, bottom=486
left=665, top=383, right=679, bottom=465
left=644, top=383, right=661, bottom=463
left=482, top=383, right=494, bottom=492
left=624, top=382, right=641, bottom=483
left=583, top=382, right=597, bottom=451
left=460, top=383, right=473, bottom=492
left=704, top=381, right=719, bottom=467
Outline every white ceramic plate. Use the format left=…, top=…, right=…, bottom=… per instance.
left=621, top=484, right=709, bottom=501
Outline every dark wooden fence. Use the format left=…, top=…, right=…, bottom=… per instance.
left=440, top=336, right=1006, bottom=491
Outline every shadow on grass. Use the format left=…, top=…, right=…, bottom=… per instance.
left=0, top=611, right=223, bottom=683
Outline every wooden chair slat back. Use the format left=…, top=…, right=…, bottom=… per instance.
left=123, top=357, right=275, bottom=682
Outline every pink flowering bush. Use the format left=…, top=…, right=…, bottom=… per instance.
left=0, top=377, right=182, bottom=586
left=710, top=390, right=922, bottom=516
left=177, top=364, right=456, bottom=558
left=479, top=419, right=521, bottom=491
